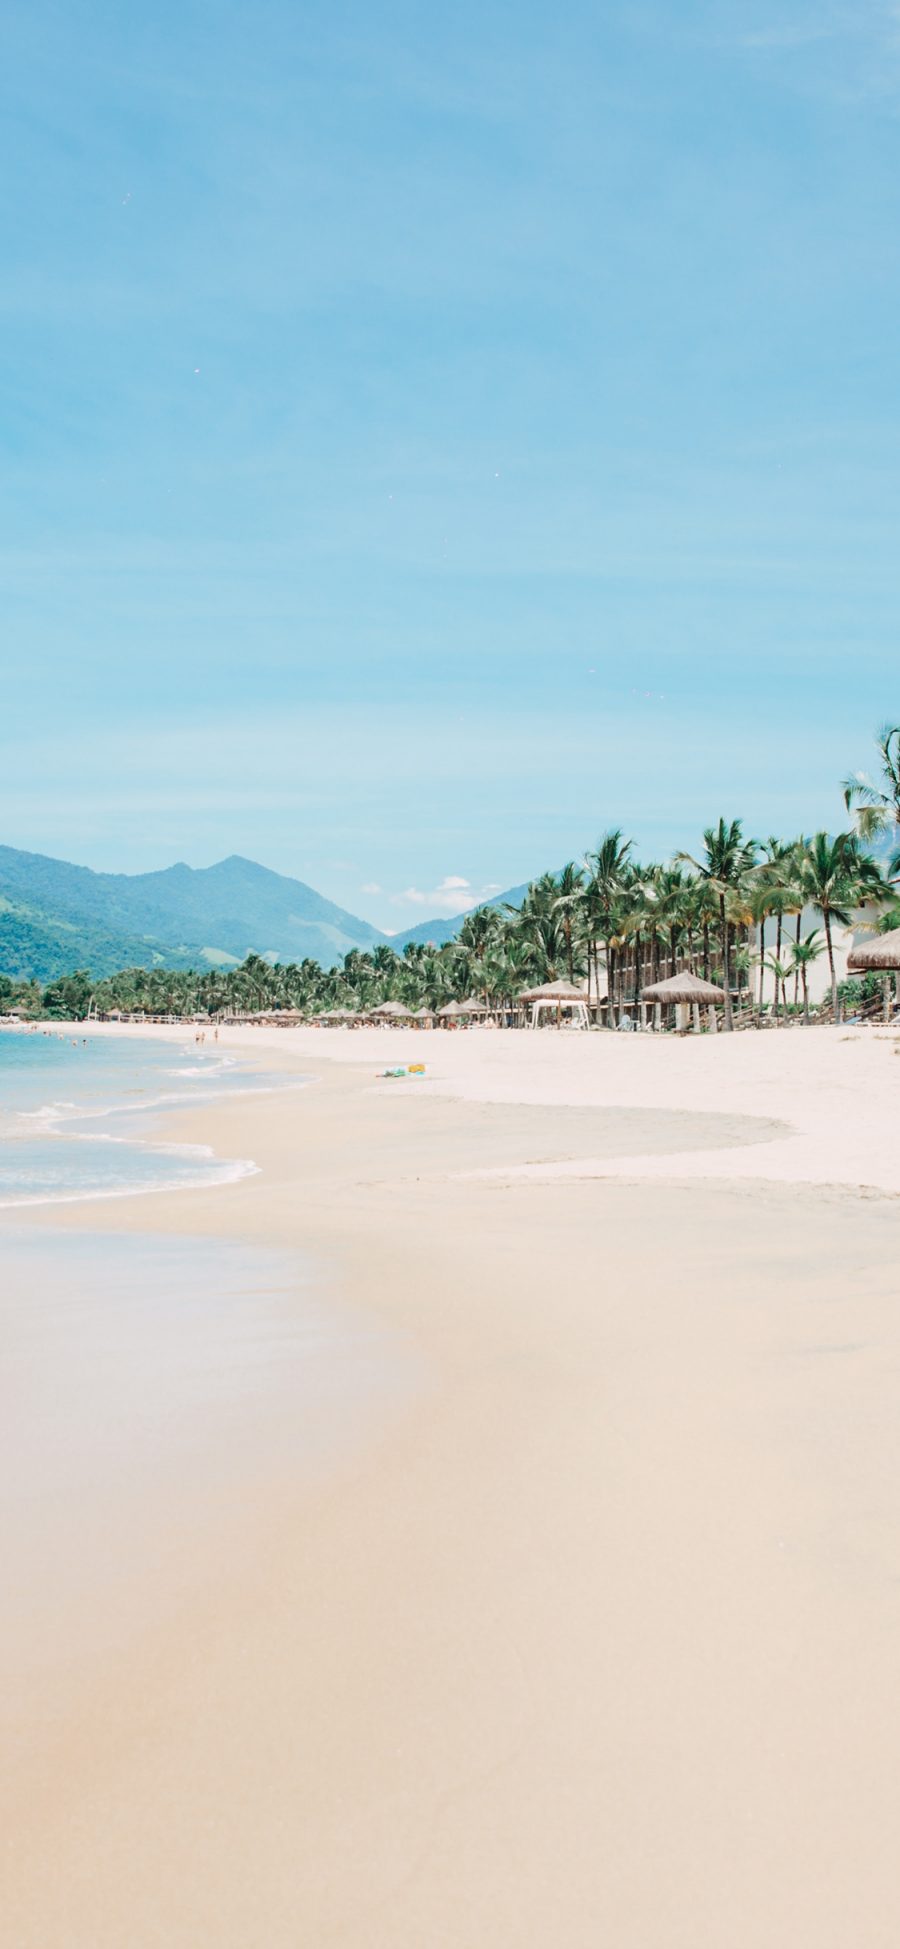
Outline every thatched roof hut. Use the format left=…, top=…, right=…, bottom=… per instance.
left=458, top=995, right=488, bottom=1014
left=642, top=971, right=725, bottom=1004
left=847, top=928, right=900, bottom=971
left=369, top=999, right=415, bottom=1019
left=437, top=1000, right=462, bottom=1018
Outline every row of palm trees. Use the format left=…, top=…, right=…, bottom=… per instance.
left=33, top=823, right=896, bottom=1030
left=23, top=725, right=900, bottom=1030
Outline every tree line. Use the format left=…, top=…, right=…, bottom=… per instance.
left=4, top=726, right=899, bottom=1031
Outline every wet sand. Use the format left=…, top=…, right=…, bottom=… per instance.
left=3, top=1027, right=900, bottom=1945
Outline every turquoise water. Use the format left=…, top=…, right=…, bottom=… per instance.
left=0, top=1029, right=295, bottom=1207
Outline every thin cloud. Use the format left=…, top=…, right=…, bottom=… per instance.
left=392, top=874, right=496, bottom=915
left=708, top=0, right=900, bottom=94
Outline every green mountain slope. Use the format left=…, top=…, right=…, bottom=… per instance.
left=0, top=846, right=386, bottom=980
left=0, top=894, right=202, bottom=984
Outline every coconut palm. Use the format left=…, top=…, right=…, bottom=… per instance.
left=843, top=724, right=900, bottom=869
left=789, top=931, right=825, bottom=1026
left=677, top=819, right=758, bottom=1030
left=761, top=953, right=792, bottom=1022
left=582, top=830, right=634, bottom=1020
left=796, top=833, right=886, bottom=1021
left=552, top=861, right=586, bottom=987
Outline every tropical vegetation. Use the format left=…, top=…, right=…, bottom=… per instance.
left=3, top=728, right=899, bottom=1029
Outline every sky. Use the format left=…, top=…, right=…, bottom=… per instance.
left=2, top=1, right=899, bottom=928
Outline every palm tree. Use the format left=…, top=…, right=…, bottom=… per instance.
left=761, top=953, right=792, bottom=1022
left=843, top=724, right=900, bottom=870
left=552, top=862, right=586, bottom=987
left=796, top=832, right=886, bottom=1021
left=678, top=819, right=758, bottom=1030
left=749, top=882, right=773, bottom=1016
left=513, top=874, right=570, bottom=985
left=582, top=831, right=633, bottom=1022
left=789, top=931, right=825, bottom=1025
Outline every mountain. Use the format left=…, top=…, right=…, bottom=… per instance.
left=392, top=882, right=532, bottom=950
left=0, top=843, right=540, bottom=983
left=0, top=894, right=205, bottom=985
left=0, top=846, right=385, bottom=981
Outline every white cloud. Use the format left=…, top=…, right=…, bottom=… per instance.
left=360, top=881, right=382, bottom=894
left=391, top=874, right=501, bottom=915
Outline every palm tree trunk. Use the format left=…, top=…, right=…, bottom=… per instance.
left=802, top=969, right=810, bottom=1025
left=793, top=912, right=801, bottom=1005
left=758, top=916, right=766, bottom=1015
left=824, top=909, right=839, bottom=1021
left=720, top=894, right=733, bottom=1031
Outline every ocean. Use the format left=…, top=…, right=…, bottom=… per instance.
left=0, top=1027, right=293, bottom=1207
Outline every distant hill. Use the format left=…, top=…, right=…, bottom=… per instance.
left=0, top=893, right=207, bottom=985
left=392, top=882, right=532, bottom=950
left=0, top=846, right=385, bottom=981
left=0, top=844, right=543, bottom=983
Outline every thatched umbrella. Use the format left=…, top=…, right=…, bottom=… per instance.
left=518, top=979, right=587, bottom=1003
left=641, top=969, right=725, bottom=1033
left=368, top=999, right=414, bottom=1020
left=458, top=995, right=488, bottom=1014
left=437, top=1000, right=462, bottom=1021
left=848, top=927, right=900, bottom=1022
left=847, top=927, right=900, bottom=971
left=641, top=971, right=725, bottom=1004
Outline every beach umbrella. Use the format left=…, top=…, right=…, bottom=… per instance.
left=847, top=927, right=900, bottom=971
left=369, top=1000, right=415, bottom=1019
left=641, top=971, right=725, bottom=1003
left=848, top=927, right=900, bottom=1021
left=437, top=1000, right=462, bottom=1018
left=458, top=996, right=488, bottom=1014
left=517, top=980, right=588, bottom=1003
left=641, top=970, right=725, bottom=1033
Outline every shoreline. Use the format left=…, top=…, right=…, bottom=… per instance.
left=38, top=1016, right=900, bottom=1200
left=4, top=1026, right=900, bottom=1943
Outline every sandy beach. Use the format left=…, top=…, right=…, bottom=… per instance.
left=4, top=1023, right=900, bottom=1946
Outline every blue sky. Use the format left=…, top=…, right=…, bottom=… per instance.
left=2, top=1, right=899, bottom=927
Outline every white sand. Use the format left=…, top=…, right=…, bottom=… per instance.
left=82, top=1016, right=900, bottom=1193
left=3, top=1023, right=900, bottom=1946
